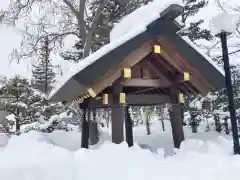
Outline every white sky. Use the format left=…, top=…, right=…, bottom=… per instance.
left=0, top=0, right=239, bottom=79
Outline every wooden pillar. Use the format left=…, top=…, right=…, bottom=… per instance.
left=125, top=106, right=133, bottom=147
left=111, top=81, right=125, bottom=144
left=111, top=68, right=131, bottom=144
left=80, top=98, right=90, bottom=149
left=89, top=108, right=99, bottom=145
left=169, top=89, right=185, bottom=148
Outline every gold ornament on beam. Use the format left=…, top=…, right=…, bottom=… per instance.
left=178, top=93, right=185, bottom=104
left=88, top=88, right=96, bottom=97
left=183, top=72, right=190, bottom=81
left=119, top=93, right=126, bottom=104
left=103, top=94, right=108, bottom=105
left=153, top=45, right=161, bottom=54
left=123, top=68, right=131, bottom=79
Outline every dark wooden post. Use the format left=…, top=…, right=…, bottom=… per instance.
left=111, top=68, right=131, bottom=144
left=169, top=89, right=185, bottom=148
left=111, top=81, right=125, bottom=144
left=214, top=114, right=221, bottom=132
left=89, top=108, right=99, bottom=145
left=125, top=106, right=133, bottom=147
left=80, top=98, right=90, bottom=149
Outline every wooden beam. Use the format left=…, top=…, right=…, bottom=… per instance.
left=122, top=78, right=171, bottom=87
left=145, top=59, right=172, bottom=84
left=156, top=36, right=213, bottom=95
left=89, top=94, right=170, bottom=107
left=89, top=42, right=152, bottom=96
left=151, top=54, right=199, bottom=94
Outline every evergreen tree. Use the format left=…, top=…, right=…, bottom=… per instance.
left=0, top=76, right=43, bottom=134
left=32, top=37, right=56, bottom=94
left=179, top=0, right=212, bottom=42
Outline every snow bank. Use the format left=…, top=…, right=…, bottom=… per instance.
left=0, top=129, right=238, bottom=180
left=46, top=131, right=81, bottom=151
left=110, top=0, right=183, bottom=41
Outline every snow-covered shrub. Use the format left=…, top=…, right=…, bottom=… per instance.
left=22, top=114, right=77, bottom=133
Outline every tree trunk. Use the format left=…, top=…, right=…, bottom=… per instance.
left=107, top=108, right=111, bottom=128
left=125, top=106, right=133, bottom=147
left=83, top=0, right=105, bottom=57
left=146, top=112, right=151, bottom=135
left=15, top=96, right=20, bottom=135
left=161, top=119, right=165, bottom=131
left=15, top=117, right=20, bottom=135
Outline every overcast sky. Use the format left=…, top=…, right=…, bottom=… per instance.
left=0, top=0, right=239, bottom=79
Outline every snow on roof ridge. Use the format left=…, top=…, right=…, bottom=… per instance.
left=181, top=36, right=225, bottom=76
left=110, top=0, right=183, bottom=41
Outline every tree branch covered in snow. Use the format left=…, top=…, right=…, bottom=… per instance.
left=178, top=0, right=213, bottom=42
left=0, top=0, right=154, bottom=63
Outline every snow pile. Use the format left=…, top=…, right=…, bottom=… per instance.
left=0, top=129, right=239, bottom=180
left=110, top=0, right=183, bottom=41
left=6, top=114, right=16, bottom=122
left=46, top=131, right=81, bottom=151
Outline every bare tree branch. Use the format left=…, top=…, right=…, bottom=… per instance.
left=83, top=0, right=105, bottom=57
left=214, top=0, right=227, bottom=12
left=62, top=0, right=79, bottom=17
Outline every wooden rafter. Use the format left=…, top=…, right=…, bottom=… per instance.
left=121, top=78, right=171, bottom=87
left=150, top=55, right=198, bottom=95
left=155, top=36, right=212, bottom=95
left=89, top=42, right=152, bottom=96
left=144, top=59, right=172, bottom=84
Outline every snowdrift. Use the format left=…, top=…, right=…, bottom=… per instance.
left=0, top=120, right=239, bottom=180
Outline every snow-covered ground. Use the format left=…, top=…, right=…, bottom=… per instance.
left=0, top=120, right=238, bottom=180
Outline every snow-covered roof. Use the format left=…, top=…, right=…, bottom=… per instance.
left=181, top=36, right=225, bottom=76
left=49, top=0, right=225, bottom=103
left=49, top=0, right=183, bottom=101
left=110, top=0, right=183, bottom=41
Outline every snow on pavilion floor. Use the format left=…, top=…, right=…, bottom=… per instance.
left=0, top=121, right=240, bottom=180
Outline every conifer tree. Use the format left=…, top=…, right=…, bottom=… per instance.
left=32, top=37, right=56, bottom=94
left=179, top=0, right=212, bottom=42
left=0, top=76, right=43, bottom=134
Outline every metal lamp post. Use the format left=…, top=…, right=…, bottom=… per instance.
left=217, top=31, right=240, bottom=154
left=210, top=13, right=240, bottom=154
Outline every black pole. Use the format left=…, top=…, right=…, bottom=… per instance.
left=125, top=106, right=133, bottom=147
left=220, top=32, right=240, bottom=154
left=80, top=99, right=90, bottom=149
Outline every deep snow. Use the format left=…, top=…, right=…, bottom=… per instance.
left=0, top=120, right=238, bottom=180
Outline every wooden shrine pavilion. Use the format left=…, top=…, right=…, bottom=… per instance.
left=49, top=4, right=225, bottom=149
